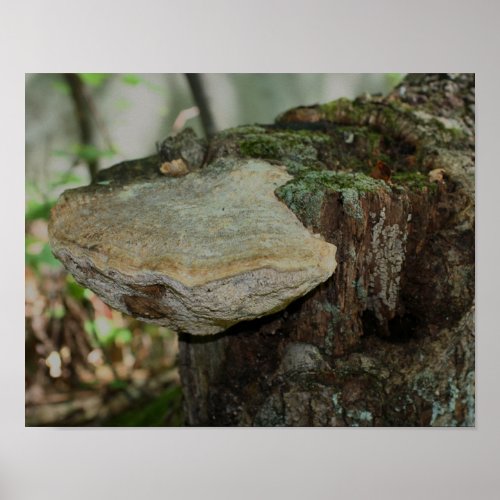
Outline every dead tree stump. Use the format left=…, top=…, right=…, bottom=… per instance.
left=178, top=73, right=475, bottom=426
left=49, top=73, right=474, bottom=426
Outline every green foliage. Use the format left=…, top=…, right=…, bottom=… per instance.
left=25, top=199, right=55, bottom=222
left=50, top=171, right=85, bottom=188
left=120, top=74, right=162, bottom=92
left=104, top=386, right=184, bottom=427
left=53, top=144, right=116, bottom=162
left=75, top=144, right=115, bottom=162
left=26, top=73, right=186, bottom=427
left=47, top=304, right=65, bottom=319
left=78, top=73, right=110, bottom=87
left=392, top=171, right=438, bottom=192
left=387, top=73, right=404, bottom=88
left=84, top=318, right=133, bottom=347
left=112, top=327, right=133, bottom=345
left=121, top=74, right=142, bottom=86
left=52, top=80, right=70, bottom=95
left=26, top=172, right=85, bottom=222
left=65, top=275, right=86, bottom=301
left=25, top=236, right=61, bottom=271
left=108, top=379, right=129, bottom=390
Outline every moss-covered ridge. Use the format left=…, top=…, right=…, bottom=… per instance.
left=392, top=171, right=438, bottom=193
left=214, top=95, right=465, bottom=179
left=213, top=123, right=386, bottom=175
left=275, top=170, right=388, bottom=227
left=207, top=97, right=447, bottom=227
left=238, top=129, right=330, bottom=174
left=319, top=97, right=467, bottom=149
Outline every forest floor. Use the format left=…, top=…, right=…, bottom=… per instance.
left=25, top=218, right=184, bottom=427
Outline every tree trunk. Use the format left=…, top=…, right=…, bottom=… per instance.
left=178, top=73, right=475, bottom=426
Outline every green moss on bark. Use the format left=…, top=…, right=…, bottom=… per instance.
left=319, top=97, right=467, bottom=150
left=275, top=169, right=387, bottom=227
left=238, top=130, right=332, bottom=173
left=392, top=171, right=438, bottom=193
left=214, top=124, right=386, bottom=175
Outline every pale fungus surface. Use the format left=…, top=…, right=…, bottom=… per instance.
left=49, top=158, right=337, bottom=335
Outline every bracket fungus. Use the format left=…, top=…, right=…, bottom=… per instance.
left=49, top=158, right=337, bottom=335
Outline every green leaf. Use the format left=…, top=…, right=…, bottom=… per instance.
left=66, top=276, right=86, bottom=301
left=109, top=379, right=128, bottom=390
left=387, top=73, right=404, bottom=88
left=75, top=144, right=116, bottom=162
left=52, top=80, right=70, bottom=95
left=84, top=320, right=95, bottom=336
left=49, top=172, right=84, bottom=189
left=25, top=241, right=61, bottom=270
left=55, top=144, right=116, bottom=162
left=78, top=73, right=110, bottom=87
left=95, top=326, right=133, bottom=347
left=25, top=199, right=55, bottom=221
left=113, top=328, right=133, bottom=345
left=121, top=74, right=142, bottom=86
left=37, top=244, right=61, bottom=268
left=47, top=304, right=65, bottom=319
left=120, top=74, right=162, bottom=93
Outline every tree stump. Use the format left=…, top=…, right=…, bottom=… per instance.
left=49, top=73, right=475, bottom=426
left=178, top=73, right=475, bottom=426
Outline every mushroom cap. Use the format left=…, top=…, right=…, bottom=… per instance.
left=49, top=157, right=336, bottom=335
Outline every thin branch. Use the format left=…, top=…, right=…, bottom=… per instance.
left=63, top=73, right=98, bottom=181
left=185, top=73, right=217, bottom=138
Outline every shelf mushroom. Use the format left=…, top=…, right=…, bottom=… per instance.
left=49, top=157, right=337, bottom=335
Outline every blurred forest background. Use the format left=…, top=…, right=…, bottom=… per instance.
left=25, top=73, right=403, bottom=426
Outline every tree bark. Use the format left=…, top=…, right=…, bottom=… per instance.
left=178, top=73, right=475, bottom=426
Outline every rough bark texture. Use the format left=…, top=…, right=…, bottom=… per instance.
left=178, top=73, right=475, bottom=426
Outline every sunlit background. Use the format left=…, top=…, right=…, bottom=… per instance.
left=25, top=73, right=403, bottom=426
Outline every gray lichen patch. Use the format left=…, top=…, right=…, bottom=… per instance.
left=367, top=207, right=408, bottom=321
left=49, top=158, right=337, bottom=335
left=331, top=389, right=375, bottom=427
left=278, top=343, right=327, bottom=375
left=341, top=188, right=364, bottom=220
